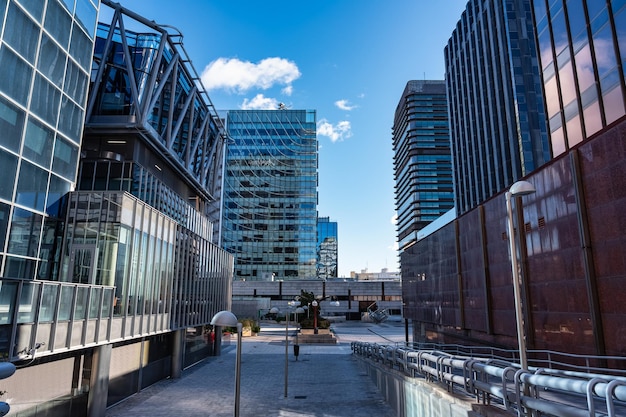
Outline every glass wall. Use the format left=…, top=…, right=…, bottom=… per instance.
left=223, top=110, right=318, bottom=281
left=533, top=0, right=626, bottom=155
left=0, top=0, right=98, bottom=281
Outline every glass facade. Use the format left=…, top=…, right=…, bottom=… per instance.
left=223, top=110, right=318, bottom=281
left=317, top=216, right=338, bottom=279
left=445, top=0, right=551, bottom=214
left=532, top=0, right=626, bottom=155
left=392, top=81, right=454, bottom=253
left=0, top=0, right=98, bottom=280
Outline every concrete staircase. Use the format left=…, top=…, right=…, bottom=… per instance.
left=297, top=329, right=337, bottom=344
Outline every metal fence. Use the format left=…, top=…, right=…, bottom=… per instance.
left=351, top=341, right=626, bottom=417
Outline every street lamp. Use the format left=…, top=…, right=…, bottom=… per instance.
left=311, top=300, right=318, bottom=334
left=284, top=301, right=300, bottom=398
left=505, top=180, right=535, bottom=370
left=211, top=311, right=242, bottom=417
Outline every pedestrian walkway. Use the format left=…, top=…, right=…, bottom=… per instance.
left=105, top=322, right=400, bottom=417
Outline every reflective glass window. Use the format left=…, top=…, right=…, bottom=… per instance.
left=58, top=96, right=83, bottom=142
left=38, top=34, right=67, bottom=86
left=5, top=3, right=39, bottom=63
left=0, top=47, right=33, bottom=106
left=88, top=286, right=100, bottom=318
left=550, top=6, right=568, bottom=56
left=47, top=174, right=70, bottom=216
left=75, top=0, right=97, bottom=38
left=17, top=282, right=37, bottom=322
left=583, top=100, right=603, bottom=136
left=57, top=285, right=73, bottom=320
left=44, top=0, right=72, bottom=50
left=0, top=96, right=25, bottom=153
left=593, top=25, right=617, bottom=80
left=74, top=286, right=87, bottom=319
left=566, top=113, right=583, bottom=147
left=603, top=83, right=625, bottom=125
left=64, top=60, right=87, bottom=105
left=566, top=0, right=586, bottom=38
left=0, top=150, right=17, bottom=202
left=0, top=0, right=6, bottom=34
left=0, top=280, right=17, bottom=325
left=52, top=135, right=79, bottom=180
left=7, top=207, right=42, bottom=257
left=23, top=118, right=54, bottom=168
left=69, top=25, right=92, bottom=71
left=559, top=61, right=577, bottom=108
left=30, top=75, right=61, bottom=127
left=16, top=0, right=43, bottom=22
left=544, top=74, right=561, bottom=117
left=39, top=284, right=58, bottom=322
left=551, top=126, right=566, bottom=156
left=575, top=43, right=595, bottom=92
left=16, top=161, right=48, bottom=211
left=0, top=202, right=9, bottom=250
left=5, top=256, right=36, bottom=279
left=61, top=0, right=74, bottom=13
left=615, top=8, right=626, bottom=71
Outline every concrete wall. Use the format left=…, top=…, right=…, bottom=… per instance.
left=355, top=356, right=493, bottom=417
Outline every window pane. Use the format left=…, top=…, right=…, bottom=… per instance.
left=39, top=284, right=58, bottom=322
left=69, top=25, right=92, bottom=71
left=44, top=0, right=73, bottom=50
left=0, top=202, right=9, bottom=250
left=64, top=60, right=88, bottom=105
left=57, top=286, right=73, bottom=320
left=38, top=34, right=67, bottom=86
left=0, top=47, right=33, bottom=106
left=52, top=135, right=79, bottom=180
left=16, top=0, right=44, bottom=22
left=0, top=150, right=17, bottom=201
left=47, top=174, right=70, bottom=216
left=16, top=161, right=48, bottom=211
left=58, top=96, right=83, bottom=143
left=30, top=75, right=61, bottom=127
left=0, top=280, right=17, bottom=325
left=74, top=0, right=97, bottom=38
left=0, top=96, right=25, bottom=153
left=17, top=282, right=37, bottom=323
left=23, top=118, right=54, bottom=168
left=5, top=3, right=39, bottom=62
left=5, top=256, right=37, bottom=280
left=7, top=207, right=42, bottom=257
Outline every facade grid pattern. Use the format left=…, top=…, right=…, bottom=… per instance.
left=445, top=0, right=551, bottom=214
left=392, top=80, right=454, bottom=253
left=223, top=109, right=318, bottom=281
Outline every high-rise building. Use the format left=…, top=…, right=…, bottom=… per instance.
left=317, top=216, right=338, bottom=279
left=402, top=0, right=626, bottom=358
left=0, top=2, right=234, bottom=415
left=532, top=0, right=625, bottom=155
left=445, top=0, right=551, bottom=214
left=392, top=80, right=454, bottom=253
left=223, top=109, right=318, bottom=281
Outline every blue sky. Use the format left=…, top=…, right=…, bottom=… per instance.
left=103, top=0, right=469, bottom=277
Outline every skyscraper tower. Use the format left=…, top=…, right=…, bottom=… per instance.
left=223, top=109, right=318, bottom=281
left=445, top=0, right=551, bottom=214
left=392, top=80, right=454, bottom=253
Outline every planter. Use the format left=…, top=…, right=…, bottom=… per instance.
left=300, top=328, right=331, bottom=335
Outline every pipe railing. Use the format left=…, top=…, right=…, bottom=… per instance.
left=351, top=341, right=626, bottom=417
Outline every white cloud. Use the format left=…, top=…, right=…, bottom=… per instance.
left=201, top=57, right=301, bottom=93
left=240, top=94, right=281, bottom=110
left=281, top=85, right=293, bottom=96
left=317, top=119, right=352, bottom=143
left=390, top=214, right=397, bottom=225
left=335, top=99, right=357, bottom=111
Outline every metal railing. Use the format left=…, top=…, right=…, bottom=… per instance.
left=351, top=341, right=626, bottom=417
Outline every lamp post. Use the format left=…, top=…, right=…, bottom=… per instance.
left=211, top=311, right=242, bottom=417
left=284, top=301, right=300, bottom=398
left=506, top=180, right=535, bottom=370
left=311, top=300, right=318, bottom=334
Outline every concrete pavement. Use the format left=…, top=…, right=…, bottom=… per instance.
left=105, top=321, right=402, bottom=417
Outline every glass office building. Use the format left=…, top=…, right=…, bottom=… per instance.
left=445, top=0, right=551, bottom=214
left=0, top=0, right=98, bottom=281
left=0, top=2, right=234, bottom=415
left=223, top=109, right=318, bottom=281
left=392, top=80, right=454, bottom=253
left=532, top=0, right=625, bottom=155
left=317, top=216, right=338, bottom=279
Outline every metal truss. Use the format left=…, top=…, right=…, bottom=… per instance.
left=86, top=0, right=225, bottom=202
